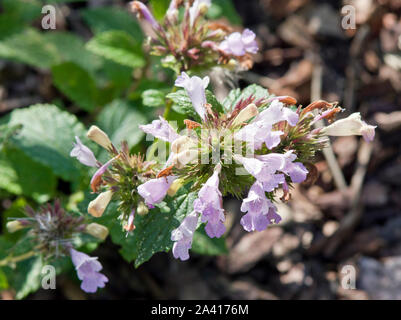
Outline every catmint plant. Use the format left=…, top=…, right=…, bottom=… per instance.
left=137, top=72, right=376, bottom=261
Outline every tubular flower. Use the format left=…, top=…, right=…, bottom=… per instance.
left=137, top=176, right=177, bottom=207
left=175, top=72, right=210, bottom=121
left=240, top=181, right=280, bottom=232
left=70, top=136, right=98, bottom=167
left=219, top=29, right=258, bottom=56
left=139, top=116, right=180, bottom=143
left=193, top=164, right=225, bottom=238
left=171, top=211, right=199, bottom=261
left=234, top=100, right=299, bottom=150
left=69, top=248, right=108, bottom=293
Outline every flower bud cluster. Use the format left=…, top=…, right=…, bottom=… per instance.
left=70, top=126, right=158, bottom=232
left=129, top=0, right=259, bottom=73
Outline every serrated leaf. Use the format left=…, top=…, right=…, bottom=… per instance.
left=168, top=90, right=201, bottom=121
left=4, top=104, right=89, bottom=183
left=192, top=227, right=228, bottom=256
left=88, top=190, right=198, bottom=267
left=167, top=89, right=223, bottom=121
left=52, top=62, right=98, bottom=111
left=0, top=147, right=56, bottom=200
left=86, top=30, right=145, bottom=68
left=206, top=90, right=225, bottom=114
left=3, top=256, right=43, bottom=300
left=142, top=89, right=166, bottom=108
left=96, top=99, right=147, bottom=149
left=81, top=7, right=143, bottom=37
left=0, top=29, right=60, bottom=69
left=45, top=32, right=102, bottom=73
left=129, top=191, right=198, bottom=267
left=222, top=84, right=270, bottom=111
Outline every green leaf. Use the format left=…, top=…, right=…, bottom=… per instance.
left=3, top=104, right=89, bottom=183
left=192, top=227, right=228, bottom=256
left=142, top=89, right=166, bottom=108
left=150, top=0, right=170, bottom=20
left=3, top=256, right=43, bottom=300
left=222, top=84, right=270, bottom=111
left=0, top=147, right=56, bottom=200
left=206, top=90, right=225, bottom=114
left=86, top=30, right=145, bottom=69
left=90, top=189, right=197, bottom=267
left=0, top=29, right=60, bottom=69
left=207, top=0, right=242, bottom=25
left=52, top=62, right=98, bottom=111
left=0, top=0, right=42, bottom=39
left=167, top=90, right=201, bottom=121
left=45, top=32, right=102, bottom=73
left=81, top=7, right=143, bottom=37
left=0, top=268, right=9, bottom=290
left=96, top=99, right=147, bottom=149
left=167, top=89, right=224, bottom=121
left=127, top=191, right=198, bottom=267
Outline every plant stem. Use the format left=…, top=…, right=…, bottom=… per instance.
left=163, top=86, right=177, bottom=120
left=0, top=250, right=37, bottom=267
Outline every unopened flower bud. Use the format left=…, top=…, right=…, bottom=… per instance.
left=198, top=2, right=209, bottom=15
left=137, top=202, right=149, bottom=216
left=171, top=136, right=197, bottom=154
left=6, top=220, right=25, bottom=233
left=85, top=223, right=109, bottom=240
left=173, top=149, right=199, bottom=169
left=232, top=104, right=258, bottom=127
left=167, top=178, right=184, bottom=197
left=87, top=126, right=112, bottom=150
left=88, top=190, right=113, bottom=218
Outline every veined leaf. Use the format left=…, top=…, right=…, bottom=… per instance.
left=3, top=255, right=43, bottom=300
left=192, top=227, right=228, bottom=256
left=167, top=89, right=224, bottom=121
left=0, top=29, right=60, bottom=69
left=86, top=189, right=198, bottom=267
left=86, top=30, right=145, bottom=69
left=0, top=147, right=56, bottom=200
left=81, top=7, right=143, bottom=37
left=45, top=32, right=102, bottom=73
left=142, top=89, right=166, bottom=108
left=52, top=62, right=98, bottom=111
left=4, top=104, right=90, bottom=184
